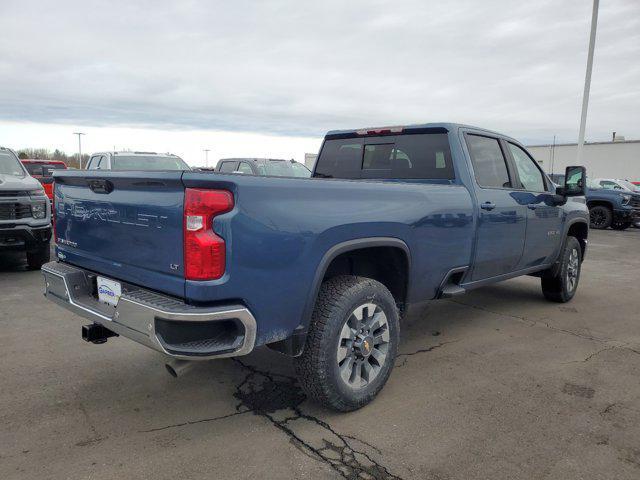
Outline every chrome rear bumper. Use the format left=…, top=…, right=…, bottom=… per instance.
left=41, top=261, right=256, bottom=360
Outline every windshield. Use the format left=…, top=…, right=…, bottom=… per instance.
left=23, top=162, right=66, bottom=177
left=619, top=180, right=640, bottom=192
left=111, top=155, right=190, bottom=171
left=0, top=150, right=25, bottom=176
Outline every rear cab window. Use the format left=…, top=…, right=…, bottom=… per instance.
left=314, top=132, right=455, bottom=180
left=465, top=134, right=512, bottom=189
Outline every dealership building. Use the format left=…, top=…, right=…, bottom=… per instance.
left=527, top=137, right=640, bottom=181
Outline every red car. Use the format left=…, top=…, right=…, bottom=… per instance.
left=20, top=159, right=67, bottom=200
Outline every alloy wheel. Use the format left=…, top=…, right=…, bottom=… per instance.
left=336, top=303, right=390, bottom=389
left=566, top=247, right=580, bottom=292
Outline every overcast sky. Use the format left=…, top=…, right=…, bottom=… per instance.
left=1, top=0, right=638, bottom=166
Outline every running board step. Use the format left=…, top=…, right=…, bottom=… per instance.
left=439, top=284, right=466, bottom=298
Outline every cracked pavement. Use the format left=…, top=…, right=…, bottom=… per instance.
left=1, top=229, right=640, bottom=479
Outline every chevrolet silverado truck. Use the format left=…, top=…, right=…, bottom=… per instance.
left=549, top=174, right=640, bottom=230
left=1, top=147, right=51, bottom=269
left=42, top=123, right=589, bottom=411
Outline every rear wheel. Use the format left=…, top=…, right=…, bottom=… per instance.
left=26, top=242, right=50, bottom=270
left=294, top=275, right=399, bottom=411
left=589, top=205, right=612, bottom=229
left=541, top=236, right=581, bottom=303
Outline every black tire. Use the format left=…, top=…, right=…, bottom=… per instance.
left=611, top=221, right=631, bottom=231
left=294, top=275, right=400, bottom=412
left=26, top=242, right=50, bottom=270
left=589, top=205, right=612, bottom=229
left=541, top=236, right=582, bottom=303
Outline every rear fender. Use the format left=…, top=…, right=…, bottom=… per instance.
left=268, top=237, right=410, bottom=357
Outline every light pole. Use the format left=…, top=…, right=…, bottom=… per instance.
left=73, top=132, right=86, bottom=169
left=203, top=149, right=211, bottom=168
left=576, top=0, right=599, bottom=165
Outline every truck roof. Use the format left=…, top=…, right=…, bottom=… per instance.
left=219, top=158, right=297, bottom=163
left=92, top=151, right=181, bottom=157
left=325, top=122, right=519, bottom=143
left=21, top=159, right=67, bottom=165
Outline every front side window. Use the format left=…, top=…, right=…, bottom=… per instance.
left=508, top=143, right=546, bottom=192
left=600, top=180, right=622, bottom=190
left=236, top=162, right=253, bottom=174
left=465, top=134, right=511, bottom=188
left=87, top=156, right=99, bottom=169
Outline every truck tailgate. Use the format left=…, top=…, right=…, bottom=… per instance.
left=53, top=171, right=185, bottom=298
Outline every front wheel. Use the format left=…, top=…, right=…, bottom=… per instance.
left=294, top=275, right=400, bottom=411
left=589, top=206, right=612, bottom=229
left=541, top=236, right=582, bottom=303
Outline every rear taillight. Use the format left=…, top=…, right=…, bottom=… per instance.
left=184, top=188, right=234, bottom=280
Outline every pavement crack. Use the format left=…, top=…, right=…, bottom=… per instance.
left=232, top=358, right=405, bottom=480
left=447, top=299, right=611, bottom=344
left=395, top=340, right=458, bottom=367
left=139, top=410, right=249, bottom=433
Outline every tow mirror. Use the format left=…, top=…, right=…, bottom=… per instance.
left=558, top=165, right=586, bottom=197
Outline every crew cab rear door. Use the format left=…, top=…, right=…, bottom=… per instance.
left=53, top=170, right=185, bottom=298
left=463, top=132, right=527, bottom=280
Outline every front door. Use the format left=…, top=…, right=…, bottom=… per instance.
left=506, top=142, right=563, bottom=268
left=464, top=133, right=527, bottom=281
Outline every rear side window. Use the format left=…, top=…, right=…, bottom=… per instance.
left=465, top=135, right=511, bottom=188
left=314, top=133, right=454, bottom=180
left=219, top=161, right=237, bottom=173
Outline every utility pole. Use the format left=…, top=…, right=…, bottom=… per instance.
left=203, top=149, right=210, bottom=168
left=73, top=132, right=86, bottom=169
left=576, top=0, right=599, bottom=165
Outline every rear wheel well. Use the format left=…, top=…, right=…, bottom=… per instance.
left=322, top=246, right=409, bottom=314
left=567, top=221, right=588, bottom=259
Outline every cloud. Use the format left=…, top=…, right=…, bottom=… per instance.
left=1, top=0, right=638, bottom=144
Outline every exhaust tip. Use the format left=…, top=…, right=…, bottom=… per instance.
left=164, top=359, right=193, bottom=378
left=165, top=363, right=178, bottom=378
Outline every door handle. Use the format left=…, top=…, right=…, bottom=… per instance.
left=480, top=202, right=496, bottom=211
left=527, top=204, right=538, bottom=210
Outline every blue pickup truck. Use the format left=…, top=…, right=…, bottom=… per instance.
left=549, top=174, right=640, bottom=230
left=43, top=123, right=589, bottom=411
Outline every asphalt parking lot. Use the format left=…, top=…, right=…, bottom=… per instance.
left=1, top=229, right=639, bottom=480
